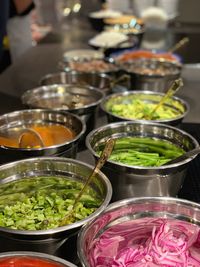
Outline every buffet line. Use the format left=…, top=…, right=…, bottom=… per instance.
left=0, top=10, right=200, bottom=267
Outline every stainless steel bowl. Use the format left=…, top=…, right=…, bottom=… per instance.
left=86, top=121, right=199, bottom=200
left=78, top=197, right=200, bottom=267
left=0, top=157, right=112, bottom=256
left=118, top=58, right=182, bottom=92
left=59, top=58, right=120, bottom=77
left=21, top=84, right=104, bottom=139
left=39, top=71, right=113, bottom=95
left=0, top=109, right=85, bottom=164
left=101, top=90, right=189, bottom=126
left=0, top=251, right=77, bottom=267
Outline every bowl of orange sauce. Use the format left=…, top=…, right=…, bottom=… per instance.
left=0, top=109, right=85, bottom=164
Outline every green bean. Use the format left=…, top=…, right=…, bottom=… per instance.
left=96, top=137, right=184, bottom=167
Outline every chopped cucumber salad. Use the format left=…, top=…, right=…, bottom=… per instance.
left=105, top=95, right=185, bottom=120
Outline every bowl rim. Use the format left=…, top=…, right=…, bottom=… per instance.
left=0, top=251, right=77, bottom=267
left=21, top=84, right=105, bottom=113
left=118, top=58, right=182, bottom=78
left=100, top=90, right=190, bottom=124
left=0, top=108, right=86, bottom=152
left=39, top=71, right=113, bottom=87
left=77, top=196, right=200, bottom=267
left=58, top=58, right=121, bottom=74
left=86, top=120, right=199, bottom=169
left=0, top=156, right=112, bottom=236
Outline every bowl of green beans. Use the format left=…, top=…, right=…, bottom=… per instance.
left=86, top=121, right=199, bottom=201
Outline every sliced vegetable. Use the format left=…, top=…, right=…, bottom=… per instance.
left=0, top=177, right=101, bottom=230
left=88, top=217, right=200, bottom=267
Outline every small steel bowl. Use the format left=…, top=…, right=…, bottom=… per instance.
left=118, top=58, right=182, bottom=92
left=0, top=157, right=112, bottom=256
left=21, top=84, right=104, bottom=138
left=0, top=251, right=77, bottom=267
left=39, top=71, right=113, bottom=95
left=0, top=109, right=85, bottom=164
left=101, top=90, right=189, bottom=126
left=86, top=121, right=199, bottom=200
left=78, top=197, right=200, bottom=267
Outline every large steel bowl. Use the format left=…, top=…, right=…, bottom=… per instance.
left=0, top=109, right=85, bottom=164
left=0, top=251, right=77, bottom=267
left=78, top=197, right=200, bottom=267
left=101, top=90, right=189, bottom=126
left=0, top=157, right=112, bottom=258
left=86, top=121, right=199, bottom=200
left=21, top=84, right=104, bottom=139
left=40, top=71, right=113, bottom=95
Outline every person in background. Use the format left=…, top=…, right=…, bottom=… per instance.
left=7, top=0, right=35, bottom=63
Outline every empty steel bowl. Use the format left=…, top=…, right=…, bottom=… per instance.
left=0, top=251, right=77, bottom=267
left=39, top=71, right=113, bottom=95
left=86, top=121, right=199, bottom=200
left=118, top=58, right=182, bottom=91
left=21, top=84, right=104, bottom=138
left=0, top=157, right=112, bottom=256
left=78, top=197, right=200, bottom=267
left=0, top=109, right=85, bottom=163
left=101, top=90, right=189, bottom=126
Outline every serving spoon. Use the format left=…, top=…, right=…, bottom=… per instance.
left=163, top=147, right=200, bottom=166
left=18, top=128, right=44, bottom=148
left=59, top=138, right=115, bottom=226
left=143, top=78, right=183, bottom=120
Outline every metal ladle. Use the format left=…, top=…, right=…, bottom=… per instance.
left=18, top=128, right=44, bottom=148
left=59, top=138, right=115, bottom=226
left=143, top=78, right=183, bottom=120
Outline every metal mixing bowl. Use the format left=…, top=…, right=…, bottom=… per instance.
left=86, top=121, right=199, bottom=200
left=0, top=251, right=77, bottom=267
left=39, top=71, right=113, bottom=95
left=0, top=157, right=112, bottom=256
left=78, top=197, right=200, bottom=267
left=21, top=84, right=104, bottom=139
left=118, top=58, right=182, bottom=91
left=101, top=90, right=189, bottom=126
left=0, top=109, right=85, bottom=164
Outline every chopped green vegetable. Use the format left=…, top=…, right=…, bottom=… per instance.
left=105, top=94, right=185, bottom=120
left=95, top=137, right=184, bottom=167
left=0, top=177, right=101, bottom=230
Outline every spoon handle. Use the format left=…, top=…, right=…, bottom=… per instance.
left=147, top=78, right=183, bottom=119
left=73, top=138, right=115, bottom=208
left=59, top=138, right=115, bottom=226
left=168, top=37, right=189, bottom=54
